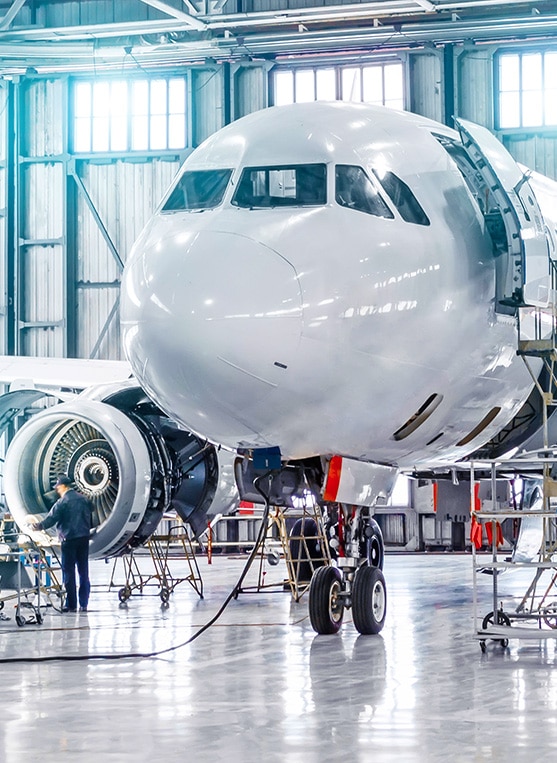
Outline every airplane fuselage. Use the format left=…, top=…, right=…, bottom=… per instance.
left=121, top=102, right=556, bottom=467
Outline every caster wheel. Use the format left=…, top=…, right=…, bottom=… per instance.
left=480, top=640, right=487, bottom=653
left=118, top=586, right=131, bottom=603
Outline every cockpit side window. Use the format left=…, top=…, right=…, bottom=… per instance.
left=372, top=170, right=430, bottom=226
left=335, top=165, right=394, bottom=219
left=232, top=164, right=327, bottom=208
left=162, top=169, right=232, bottom=211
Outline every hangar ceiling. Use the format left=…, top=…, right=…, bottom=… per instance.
left=0, top=0, right=554, bottom=71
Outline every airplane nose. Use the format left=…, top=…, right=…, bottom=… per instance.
left=122, top=229, right=303, bottom=444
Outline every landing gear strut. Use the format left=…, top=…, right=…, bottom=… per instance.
left=308, top=504, right=387, bottom=636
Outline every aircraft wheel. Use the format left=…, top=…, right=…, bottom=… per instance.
left=360, top=518, right=384, bottom=569
left=352, top=566, right=387, bottom=635
left=309, top=566, right=344, bottom=634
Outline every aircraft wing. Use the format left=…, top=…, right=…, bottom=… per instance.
left=0, top=355, right=132, bottom=391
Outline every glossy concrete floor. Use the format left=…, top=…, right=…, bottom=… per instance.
left=2, top=552, right=557, bottom=762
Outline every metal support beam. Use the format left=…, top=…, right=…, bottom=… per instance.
left=89, top=296, right=120, bottom=360
left=138, top=0, right=206, bottom=30
left=0, top=0, right=27, bottom=32
left=68, top=163, right=124, bottom=272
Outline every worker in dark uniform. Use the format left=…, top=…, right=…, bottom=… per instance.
left=31, top=475, right=93, bottom=613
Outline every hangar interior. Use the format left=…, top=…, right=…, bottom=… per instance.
left=0, top=1, right=557, bottom=761
left=0, top=0, right=556, bottom=544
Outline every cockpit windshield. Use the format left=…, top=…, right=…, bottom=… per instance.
left=232, top=164, right=327, bottom=208
left=162, top=169, right=232, bottom=211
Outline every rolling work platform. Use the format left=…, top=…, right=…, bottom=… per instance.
left=109, top=519, right=203, bottom=604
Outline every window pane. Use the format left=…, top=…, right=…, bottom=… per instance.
left=336, top=164, right=394, bottom=219
left=150, top=80, right=168, bottom=114
left=92, top=116, right=109, bottom=152
left=110, top=116, right=127, bottom=151
left=295, top=70, right=315, bottom=103
left=522, top=53, right=542, bottom=90
left=316, top=68, right=336, bottom=100
left=168, top=114, right=186, bottom=149
left=499, top=91, right=520, bottom=128
left=384, top=64, right=404, bottom=101
left=363, top=66, right=383, bottom=103
left=275, top=71, right=294, bottom=106
left=131, top=115, right=149, bottom=150
left=74, top=116, right=91, bottom=152
left=74, top=82, right=91, bottom=118
left=233, top=164, right=327, bottom=208
left=545, top=89, right=557, bottom=126
left=168, top=78, right=186, bottom=113
left=163, top=169, right=232, bottom=211
left=499, top=54, right=520, bottom=91
left=342, top=68, right=362, bottom=102
left=522, top=90, right=543, bottom=127
left=150, top=114, right=167, bottom=150
left=132, top=81, right=149, bottom=115
left=374, top=169, right=429, bottom=226
left=110, top=81, right=127, bottom=117
left=93, top=82, right=110, bottom=118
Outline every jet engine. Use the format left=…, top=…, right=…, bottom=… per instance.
left=3, top=382, right=238, bottom=558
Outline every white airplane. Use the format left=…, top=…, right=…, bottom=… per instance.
left=4, top=101, right=557, bottom=635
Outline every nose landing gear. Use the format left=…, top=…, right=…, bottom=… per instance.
left=308, top=505, right=387, bottom=636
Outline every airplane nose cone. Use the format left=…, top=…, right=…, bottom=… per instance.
left=122, top=229, right=303, bottom=444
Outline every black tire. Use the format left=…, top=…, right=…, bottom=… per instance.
left=160, top=587, right=170, bottom=604
left=36, top=611, right=43, bottom=625
left=352, top=566, right=387, bottom=635
left=309, top=565, right=344, bottom=634
left=15, top=614, right=25, bottom=627
left=482, top=610, right=511, bottom=629
left=360, top=518, right=384, bottom=569
left=118, top=586, right=131, bottom=603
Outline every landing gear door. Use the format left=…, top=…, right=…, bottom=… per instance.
left=455, top=118, right=549, bottom=308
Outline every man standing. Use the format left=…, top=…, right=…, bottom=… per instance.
left=32, top=475, right=93, bottom=613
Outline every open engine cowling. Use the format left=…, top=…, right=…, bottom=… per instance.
left=4, top=383, right=238, bottom=558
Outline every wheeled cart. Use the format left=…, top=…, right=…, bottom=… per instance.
left=471, top=455, right=557, bottom=652
left=109, top=520, right=203, bottom=604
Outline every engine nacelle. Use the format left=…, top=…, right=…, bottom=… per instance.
left=4, top=383, right=238, bottom=558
